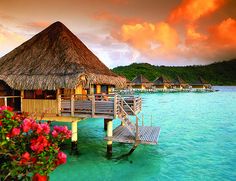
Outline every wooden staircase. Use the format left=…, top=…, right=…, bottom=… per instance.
left=118, top=106, right=136, bottom=136
left=105, top=94, right=161, bottom=154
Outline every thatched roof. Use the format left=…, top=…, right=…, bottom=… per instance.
left=172, top=76, right=187, bottom=85
left=132, top=74, right=150, bottom=84
left=0, top=21, right=126, bottom=90
left=153, top=76, right=172, bottom=85
left=192, top=77, right=210, bottom=85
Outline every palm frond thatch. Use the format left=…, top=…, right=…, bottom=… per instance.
left=0, top=21, right=126, bottom=90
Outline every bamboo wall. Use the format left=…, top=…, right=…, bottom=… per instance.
left=22, top=99, right=58, bottom=114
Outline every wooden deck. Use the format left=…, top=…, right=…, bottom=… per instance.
left=105, top=125, right=160, bottom=145
left=60, top=94, right=142, bottom=119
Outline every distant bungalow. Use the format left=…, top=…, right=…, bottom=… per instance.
left=172, top=76, right=190, bottom=89
left=191, top=77, right=212, bottom=89
left=131, top=74, right=153, bottom=89
left=126, top=78, right=133, bottom=89
left=153, top=76, right=172, bottom=89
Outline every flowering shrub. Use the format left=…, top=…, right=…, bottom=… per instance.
left=0, top=106, right=72, bottom=180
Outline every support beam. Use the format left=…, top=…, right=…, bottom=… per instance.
left=57, top=89, right=61, bottom=116
left=106, top=119, right=113, bottom=157
left=21, top=90, right=24, bottom=112
left=71, top=120, right=79, bottom=155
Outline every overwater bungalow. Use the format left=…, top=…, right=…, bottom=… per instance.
left=172, top=76, right=190, bottom=89
left=191, top=77, right=212, bottom=90
left=153, top=76, right=172, bottom=89
left=0, top=22, right=160, bottom=155
left=126, top=79, right=133, bottom=89
left=131, top=74, right=153, bottom=89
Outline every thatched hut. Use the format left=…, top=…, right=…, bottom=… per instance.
left=153, top=76, right=172, bottom=89
left=131, top=74, right=152, bottom=89
left=126, top=79, right=133, bottom=89
left=172, top=76, right=190, bottom=89
left=191, top=77, right=212, bottom=89
left=0, top=21, right=126, bottom=112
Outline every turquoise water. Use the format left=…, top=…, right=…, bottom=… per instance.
left=50, top=86, right=236, bottom=181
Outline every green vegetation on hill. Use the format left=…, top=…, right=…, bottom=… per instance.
left=112, top=59, right=236, bottom=85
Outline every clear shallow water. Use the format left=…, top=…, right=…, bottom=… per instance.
left=50, top=86, right=236, bottom=181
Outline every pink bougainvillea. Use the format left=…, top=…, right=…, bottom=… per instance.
left=0, top=106, right=72, bottom=180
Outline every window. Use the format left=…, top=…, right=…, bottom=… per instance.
left=101, top=85, right=108, bottom=94
left=24, top=90, right=56, bottom=99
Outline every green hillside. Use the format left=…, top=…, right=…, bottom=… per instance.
left=112, top=59, right=236, bottom=85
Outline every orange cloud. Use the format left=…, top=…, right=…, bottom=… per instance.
left=169, top=0, right=226, bottom=23
left=0, top=25, right=25, bottom=56
left=181, top=17, right=236, bottom=63
left=208, top=18, right=236, bottom=45
left=115, top=22, right=179, bottom=58
left=186, top=24, right=207, bottom=45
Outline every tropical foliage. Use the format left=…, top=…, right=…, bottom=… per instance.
left=112, top=59, right=236, bottom=85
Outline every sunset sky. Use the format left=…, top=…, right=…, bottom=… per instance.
left=0, top=0, right=236, bottom=68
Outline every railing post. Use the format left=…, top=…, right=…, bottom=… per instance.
left=4, top=97, right=7, bottom=106
left=21, top=90, right=24, bottom=112
left=135, top=116, right=140, bottom=141
left=142, top=114, right=144, bottom=126
left=133, top=98, right=136, bottom=114
left=92, top=94, right=95, bottom=117
left=58, top=94, right=62, bottom=116
left=114, top=94, right=117, bottom=118
left=71, top=94, right=74, bottom=117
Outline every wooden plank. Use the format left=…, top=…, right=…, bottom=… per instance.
left=106, top=125, right=160, bottom=145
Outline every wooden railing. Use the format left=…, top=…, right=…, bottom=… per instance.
left=59, top=94, right=141, bottom=118
left=0, top=96, right=21, bottom=111
left=116, top=94, right=141, bottom=141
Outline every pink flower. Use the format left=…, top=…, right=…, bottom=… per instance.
left=0, top=106, right=13, bottom=112
left=53, top=125, right=71, bottom=139
left=0, top=121, right=2, bottom=126
left=30, top=135, right=49, bottom=153
left=56, top=151, right=67, bottom=165
left=22, top=119, right=32, bottom=132
left=41, top=123, right=50, bottom=134
left=11, top=128, right=21, bottom=137
left=36, top=124, right=43, bottom=134
left=66, top=130, right=72, bottom=139
left=52, top=130, right=58, bottom=138
left=20, top=152, right=31, bottom=165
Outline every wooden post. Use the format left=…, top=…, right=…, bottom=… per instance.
left=71, top=94, right=74, bottom=117
left=142, top=114, right=144, bottom=126
left=92, top=95, right=95, bottom=117
left=21, top=90, right=24, bottom=112
left=107, top=119, right=113, bottom=157
left=135, top=116, right=140, bottom=140
left=113, top=94, right=117, bottom=118
left=71, top=120, right=79, bottom=155
left=57, top=94, right=61, bottom=116
left=133, top=98, right=136, bottom=113
left=4, top=97, right=7, bottom=106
